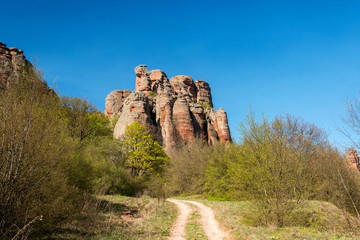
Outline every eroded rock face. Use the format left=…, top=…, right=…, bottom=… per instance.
left=107, top=65, right=232, bottom=150
left=206, top=108, right=232, bottom=143
left=195, top=80, right=213, bottom=107
left=104, top=90, right=132, bottom=118
left=134, top=64, right=151, bottom=96
left=173, top=97, right=195, bottom=144
left=0, top=42, right=26, bottom=89
left=170, top=75, right=196, bottom=102
left=190, top=103, right=206, bottom=140
left=113, top=92, right=153, bottom=139
left=0, top=42, right=52, bottom=95
left=344, top=148, right=360, bottom=171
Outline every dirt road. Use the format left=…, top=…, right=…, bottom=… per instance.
left=167, top=199, right=228, bottom=240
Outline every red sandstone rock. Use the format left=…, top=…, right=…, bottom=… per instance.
left=104, top=90, right=132, bottom=118
left=195, top=80, right=213, bottom=108
left=344, top=148, right=360, bottom=170
left=206, top=108, right=232, bottom=143
left=0, top=43, right=51, bottom=93
left=108, top=64, right=232, bottom=148
left=0, top=42, right=26, bottom=89
left=134, top=64, right=151, bottom=96
left=172, top=97, right=195, bottom=144
left=156, top=93, right=176, bottom=150
left=170, top=75, right=196, bottom=102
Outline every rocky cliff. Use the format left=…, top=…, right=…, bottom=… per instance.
left=106, top=65, right=231, bottom=150
left=0, top=42, right=27, bottom=89
left=0, top=42, right=52, bottom=94
left=344, top=147, right=360, bottom=171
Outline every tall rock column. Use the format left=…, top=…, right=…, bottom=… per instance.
left=172, top=97, right=195, bottom=144
left=195, top=79, right=213, bottom=107
left=206, top=108, right=232, bottom=143
left=134, top=64, right=152, bottom=96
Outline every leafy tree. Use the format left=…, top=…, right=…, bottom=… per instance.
left=59, top=96, right=112, bottom=142
left=234, top=113, right=328, bottom=226
left=122, top=121, right=168, bottom=179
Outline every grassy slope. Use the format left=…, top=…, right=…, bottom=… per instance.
left=49, top=195, right=177, bottom=240
left=196, top=199, right=360, bottom=240
left=49, top=194, right=360, bottom=240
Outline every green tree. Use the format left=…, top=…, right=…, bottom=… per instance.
left=234, top=113, right=329, bottom=226
left=59, top=96, right=112, bottom=142
left=122, top=121, right=168, bottom=179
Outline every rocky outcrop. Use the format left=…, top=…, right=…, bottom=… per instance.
left=206, top=108, right=232, bottom=143
left=104, top=90, right=132, bottom=118
left=195, top=80, right=213, bottom=108
left=107, top=65, right=231, bottom=150
left=344, top=148, right=360, bottom=171
left=173, top=98, right=195, bottom=144
left=0, top=42, right=52, bottom=95
left=0, top=42, right=27, bottom=89
left=170, top=75, right=197, bottom=102
left=113, top=92, right=153, bottom=139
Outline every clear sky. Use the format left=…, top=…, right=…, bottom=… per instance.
left=2, top=0, right=360, bottom=148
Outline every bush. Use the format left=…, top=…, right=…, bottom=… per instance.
left=166, top=139, right=213, bottom=195
left=0, top=65, right=83, bottom=237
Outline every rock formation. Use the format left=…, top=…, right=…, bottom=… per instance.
left=106, top=65, right=231, bottom=150
left=104, top=90, right=132, bottom=118
left=0, top=42, right=51, bottom=94
left=344, top=147, right=360, bottom=171
left=0, top=42, right=27, bottom=89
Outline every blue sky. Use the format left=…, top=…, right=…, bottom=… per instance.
left=2, top=0, right=360, bottom=148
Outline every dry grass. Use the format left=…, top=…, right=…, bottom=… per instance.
left=48, top=195, right=177, bottom=240
left=175, top=196, right=360, bottom=240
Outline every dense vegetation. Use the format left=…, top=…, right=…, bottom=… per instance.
left=168, top=112, right=360, bottom=229
left=1, top=64, right=360, bottom=239
left=0, top=66, right=168, bottom=239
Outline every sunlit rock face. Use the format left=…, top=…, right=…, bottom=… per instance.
left=0, top=42, right=53, bottom=94
left=0, top=42, right=26, bottom=89
left=106, top=65, right=232, bottom=151
left=344, top=147, right=360, bottom=171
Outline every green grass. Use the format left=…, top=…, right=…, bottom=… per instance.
left=198, top=199, right=360, bottom=240
left=185, top=206, right=207, bottom=240
left=48, top=195, right=177, bottom=240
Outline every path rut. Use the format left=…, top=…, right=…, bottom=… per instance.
left=168, top=199, right=227, bottom=240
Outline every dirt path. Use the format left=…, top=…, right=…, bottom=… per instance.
left=168, top=199, right=228, bottom=240
left=167, top=199, right=193, bottom=240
